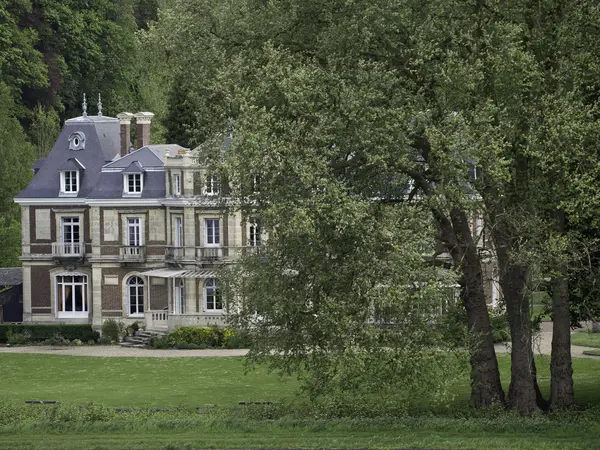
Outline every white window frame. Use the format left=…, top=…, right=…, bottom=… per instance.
left=204, top=278, right=222, bottom=312
left=124, top=173, right=143, bottom=195
left=204, top=219, right=220, bottom=247
left=127, top=276, right=145, bottom=317
left=126, top=217, right=143, bottom=247
left=173, top=278, right=185, bottom=315
left=204, top=173, right=219, bottom=195
left=60, top=170, right=79, bottom=196
left=174, top=173, right=181, bottom=197
left=55, top=273, right=88, bottom=318
left=60, top=216, right=81, bottom=255
left=249, top=218, right=261, bottom=247
left=173, top=216, right=183, bottom=247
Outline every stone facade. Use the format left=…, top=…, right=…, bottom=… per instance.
left=15, top=112, right=254, bottom=331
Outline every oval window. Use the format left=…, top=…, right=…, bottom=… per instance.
left=73, top=137, right=79, bottom=146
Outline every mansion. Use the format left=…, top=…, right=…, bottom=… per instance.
left=14, top=106, right=259, bottom=331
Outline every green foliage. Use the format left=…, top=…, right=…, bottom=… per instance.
left=101, top=319, right=120, bottom=342
left=41, top=334, right=73, bottom=347
left=571, top=331, right=600, bottom=349
left=167, top=326, right=220, bottom=348
left=6, top=330, right=31, bottom=346
left=149, top=335, right=169, bottom=349
left=97, top=336, right=114, bottom=346
left=0, top=324, right=99, bottom=343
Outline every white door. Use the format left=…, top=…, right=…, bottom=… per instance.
left=173, top=278, right=185, bottom=314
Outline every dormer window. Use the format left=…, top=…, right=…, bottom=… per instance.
left=60, top=170, right=79, bottom=195
left=68, top=132, right=86, bottom=151
left=205, top=173, right=219, bottom=195
left=125, top=173, right=143, bottom=195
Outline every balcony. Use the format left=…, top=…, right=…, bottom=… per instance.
left=52, top=242, right=84, bottom=259
left=120, top=245, right=146, bottom=262
left=196, top=247, right=225, bottom=261
left=165, top=246, right=185, bottom=262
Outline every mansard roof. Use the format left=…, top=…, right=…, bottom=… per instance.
left=88, top=146, right=167, bottom=199
left=15, top=115, right=120, bottom=199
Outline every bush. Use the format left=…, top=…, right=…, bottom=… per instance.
left=150, top=335, right=169, bottom=349
left=101, top=319, right=120, bottom=342
left=0, top=325, right=98, bottom=343
left=97, top=335, right=114, bottom=345
left=223, top=329, right=250, bottom=349
left=7, top=330, right=32, bottom=346
left=167, top=327, right=219, bottom=348
left=41, top=334, right=72, bottom=346
left=489, top=306, right=510, bottom=343
left=174, top=342, right=204, bottom=350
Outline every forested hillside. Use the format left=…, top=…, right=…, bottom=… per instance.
left=0, top=0, right=161, bottom=266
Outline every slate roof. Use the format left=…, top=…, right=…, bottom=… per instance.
left=88, top=146, right=168, bottom=199
left=16, top=116, right=120, bottom=199
left=0, top=268, right=22, bottom=286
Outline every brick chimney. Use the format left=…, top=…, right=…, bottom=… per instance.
left=134, top=112, right=154, bottom=149
left=117, top=112, right=134, bottom=157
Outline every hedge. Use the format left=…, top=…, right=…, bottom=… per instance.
left=0, top=324, right=99, bottom=343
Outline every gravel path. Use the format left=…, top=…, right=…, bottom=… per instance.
left=0, top=345, right=248, bottom=358
left=0, top=321, right=598, bottom=359
left=494, top=321, right=600, bottom=359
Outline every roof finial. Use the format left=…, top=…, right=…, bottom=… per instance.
left=82, top=93, right=88, bottom=118
left=97, top=93, right=103, bottom=117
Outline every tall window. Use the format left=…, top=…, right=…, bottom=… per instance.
left=205, top=219, right=220, bottom=246
left=173, top=216, right=183, bottom=247
left=61, top=171, right=79, bottom=194
left=205, top=278, right=222, bottom=311
left=127, top=276, right=144, bottom=316
left=173, top=278, right=185, bottom=314
left=60, top=217, right=80, bottom=255
left=205, top=173, right=219, bottom=195
left=127, top=218, right=142, bottom=246
left=249, top=219, right=261, bottom=247
left=125, top=173, right=143, bottom=194
left=56, top=274, right=87, bottom=317
left=174, top=174, right=181, bottom=196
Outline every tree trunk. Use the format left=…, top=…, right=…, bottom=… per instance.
left=550, top=270, right=574, bottom=410
left=492, top=220, right=540, bottom=414
left=440, top=209, right=505, bottom=407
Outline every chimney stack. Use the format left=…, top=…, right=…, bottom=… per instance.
left=117, top=112, right=134, bottom=157
left=134, top=112, right=154, bottom=149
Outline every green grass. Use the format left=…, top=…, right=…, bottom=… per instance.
left=571, top=331, right=600, bottom=348
left=0, top=354, right=298, bottom=407
left=584, top=349, right=600, bottom=356
left=1, top=353, right=600, bottom=449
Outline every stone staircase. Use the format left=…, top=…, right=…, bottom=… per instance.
left=118, top=330, right=168, bottom=348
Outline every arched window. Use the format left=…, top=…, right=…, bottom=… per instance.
left=205, top=278, right=222, bottom=311
left=127, top=276, right=144, bottom=316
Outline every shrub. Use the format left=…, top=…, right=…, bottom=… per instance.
left=131, top=322, right=140, bottom=333
left=489, top=307, right=510, bottom=343
left=174, top=342, right=204, bottom=350
left=223, top=328, right=250, bottom=349
left=0, top=324, right=99, bottom=343
left=97, top=335, right=114, bottom=345
left=41, top=334, right=72, bottom=346
left=150, top=335, right=169, bottom=349
left=7, top=330, right=32, bottom=346
left=167, top=327, right=219, bottom=348
left=101, top=319, right=120, bottom=342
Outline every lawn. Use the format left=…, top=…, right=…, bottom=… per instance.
left=0, top=354, right=298, bottom=407
left=584, top=349, right=600, bottom=356
left=571, top=331, right=600, bottom=348
left=0, top=353, right=599, bottom=449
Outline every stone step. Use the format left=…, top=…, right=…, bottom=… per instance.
left=124, top=337, right=148, bottom=344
